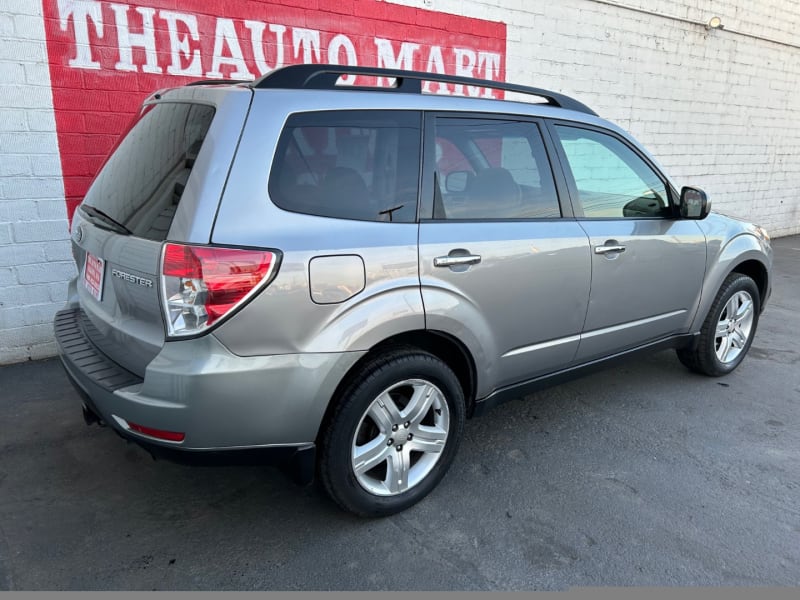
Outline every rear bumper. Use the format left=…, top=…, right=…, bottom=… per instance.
left=55, top=307, right=364, bottom=463
left=74, top=391, right=315, bottom=483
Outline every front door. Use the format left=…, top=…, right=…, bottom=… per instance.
left=550, top=123, right=707, bottom=362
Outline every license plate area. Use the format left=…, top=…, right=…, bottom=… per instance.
left=82, top=252, right=106, bottom=301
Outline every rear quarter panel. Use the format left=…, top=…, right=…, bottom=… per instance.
left=209, top=91, right=424, bottom=356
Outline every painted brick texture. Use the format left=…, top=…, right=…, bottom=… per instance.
left=1, top=0, right=799, bottom=364
left=0, top=0, right=74, bottom=364
left=395, top=0, right=800, bottom=234
left=42, top=0, right=506, bottom=220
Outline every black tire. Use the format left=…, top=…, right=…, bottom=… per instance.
left=318, top=348, right=465, bottom=517
left=677, top=273, right=760, bottom=376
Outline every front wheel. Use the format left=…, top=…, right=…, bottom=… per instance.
left=677, top=273, right=760, bottom=376
left=318, top=349, right=465, bottom=517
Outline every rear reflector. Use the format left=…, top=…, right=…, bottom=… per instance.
left=128, top=422, right=185, bottom=442
left=161, top=243, right=277, bottom=337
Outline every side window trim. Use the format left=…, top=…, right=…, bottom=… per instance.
left=544, top=119, right=676, bottom=220
left=419, top=111, right=574, bottom=221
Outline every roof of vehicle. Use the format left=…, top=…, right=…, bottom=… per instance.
left=167, top=64, right=679, bottom=184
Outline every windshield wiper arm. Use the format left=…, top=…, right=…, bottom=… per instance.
left=80, top=204, right=132, bottom=235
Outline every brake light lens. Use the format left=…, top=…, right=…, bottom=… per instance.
left=161, top=243, right=277, bottom=337
left=128, top=421, right=185, bottom=442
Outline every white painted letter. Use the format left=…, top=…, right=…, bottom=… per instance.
left=374, top=38, right=419, bottom=86
left=110, top=4, right=162, bottom=73
left=207, top=18, right=253, bottom=79
left=478, top=52, right=501, bottom=98
left=453, top=48, right=478, bottom=96
left=57, top=0, right=103, bottom=69
left=328, top=34, right=357, bottom=84
left=422, top=45, right=449, bottom=95
left=292, top=28, right=321, bottom=64
left=245, top=21, right=286, bottom=75
left=161, top=11, right=202, bottom=77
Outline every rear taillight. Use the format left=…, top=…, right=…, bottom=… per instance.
left=160, top=243, right=277, bottom=337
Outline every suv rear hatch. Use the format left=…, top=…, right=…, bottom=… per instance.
left=69, top=86, right=252, bottom=377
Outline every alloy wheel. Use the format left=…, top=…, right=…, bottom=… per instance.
left=715, top=290, right=755, bottom=364
left=351, top=379, right=450, bottom=496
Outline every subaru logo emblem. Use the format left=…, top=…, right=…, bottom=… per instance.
left=72, top=225, right=83, bottom=243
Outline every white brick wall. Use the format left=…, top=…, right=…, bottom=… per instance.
left=0, top=0, right=799, bottom=364
left=0, top=0, right=75, bottom=364
left=393, top=0, right=800, bottom=235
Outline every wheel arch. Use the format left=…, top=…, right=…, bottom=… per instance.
left=315, top=329, right=478, bottom=443
left=691, top=233, right=770, bottom=332
left=730, top=258, right=769, bottom=310
left=677, top=261, right=763, bottom=376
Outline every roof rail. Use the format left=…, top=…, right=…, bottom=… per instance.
left=251, top=64, right=597, bottom=116
left=186, top=78, right=252, bottom=87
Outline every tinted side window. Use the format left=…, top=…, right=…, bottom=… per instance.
left=554, top=125, right=670, bottom=218
left=432, top=117, right=560, bottom=220
left=269, top=111, right=421, bottom=223
left=82, top=103, right=215, bottom=241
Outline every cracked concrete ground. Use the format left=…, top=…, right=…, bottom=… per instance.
left=0, top=235, right=798, bottom=590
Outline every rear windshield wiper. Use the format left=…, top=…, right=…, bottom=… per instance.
left=80, top=204, right=132, bottom=235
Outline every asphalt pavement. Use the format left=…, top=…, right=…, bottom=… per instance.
left=1, top=235, right=798, bottom=590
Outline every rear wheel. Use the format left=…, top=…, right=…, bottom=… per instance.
left=319, top=349, right=465, bottom=517
left=677, top=273, right=760, bottom=376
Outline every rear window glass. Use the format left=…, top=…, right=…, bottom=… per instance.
left=83, top=102, right=215, bottom=241
left=269, top=111, right=421, bottom=223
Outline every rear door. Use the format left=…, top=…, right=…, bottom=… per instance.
left=549, top=122, right=706, bottom=361
left=70, top=92, right=248, bottom=376
left=418, top=113, right=592, bottom=393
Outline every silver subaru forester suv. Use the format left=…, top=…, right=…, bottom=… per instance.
left=55, top=65, right=772, bottom=516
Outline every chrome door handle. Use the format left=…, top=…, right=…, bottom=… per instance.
left=434, top=254, right=482, bottom=267
left=594, top=245, right=626, bottom=255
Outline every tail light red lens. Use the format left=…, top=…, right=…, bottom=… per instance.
left=128, top=421, right=186, bottom=443
left=161, top=243, right=277, bottom=337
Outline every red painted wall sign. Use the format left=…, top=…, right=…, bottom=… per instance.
left=42, top=0, right=507, bottom=220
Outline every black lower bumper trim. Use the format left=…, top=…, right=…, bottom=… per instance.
left=118, top=430, right=317, bottom=485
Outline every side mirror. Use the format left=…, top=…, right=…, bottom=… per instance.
left=679, top=186, right=711, bottom=219
left=445, top=171, right=470, bottom=193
